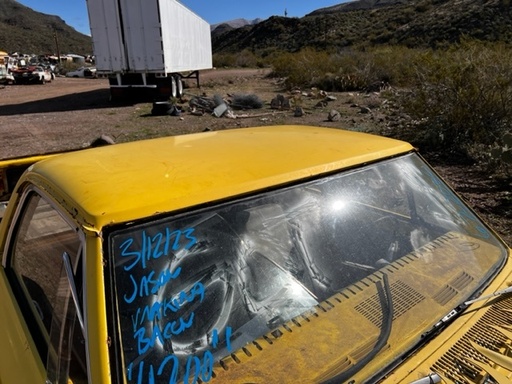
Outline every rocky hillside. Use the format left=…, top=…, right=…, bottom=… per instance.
left=212, top=0, right=512, bottom=53
left=0, top=0, right=92, bottom=54
left=309, top=0, right=410, bottom=14
left=1, top=0, right=511, bottom=55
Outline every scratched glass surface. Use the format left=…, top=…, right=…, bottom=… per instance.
left=109, top=153, right=507, bottom=384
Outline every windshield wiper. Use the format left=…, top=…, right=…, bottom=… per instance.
left=322, top=273, right=394, bottom=384
left=464, top=285, right=512, bottom=306
left=419, top=286, right=512, bottom=357
left=421, top=303, right=468, bottom=342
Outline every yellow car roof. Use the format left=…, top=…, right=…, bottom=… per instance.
left=25, top=125, right=413, bottom=230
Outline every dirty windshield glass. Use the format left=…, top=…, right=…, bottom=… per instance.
left=108, top=153, right=506, bottom=384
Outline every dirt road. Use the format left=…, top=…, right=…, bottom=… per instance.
left=1, top=76, right=119, bottom=158
left=1, top=69, right=510, bottom=245
left=0, top=68, right=388, bottom=159
left=0, top=69, right=285, bottom=159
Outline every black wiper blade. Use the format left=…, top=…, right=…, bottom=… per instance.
left=322, top=273, right=394, bottom=384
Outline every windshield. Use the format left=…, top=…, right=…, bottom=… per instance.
left=108, top=153, right=507, bottom=384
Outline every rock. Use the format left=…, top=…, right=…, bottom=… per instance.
left=294, top=107, right=305, bottom=117
left=328, top=109, right=341, bottom=122
left=270, top=94, right=291, bottom=110
left=281, top=97, right=291, bottom=110
left=270, top=95, right=283, bottom=109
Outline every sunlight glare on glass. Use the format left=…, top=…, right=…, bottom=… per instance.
left=331, top=199, right=349, bottom=212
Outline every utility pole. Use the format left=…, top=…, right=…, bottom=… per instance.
left=53, top=27, right=61, bottom=65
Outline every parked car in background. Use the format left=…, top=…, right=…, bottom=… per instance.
left=66, top=66, right=97, bottom=78
left=0, top=67, right=14, bottom=85
left=31, top=66, right=52, bottom=83
left=43, top=65, right=56, bottom=80
left=11, top=66, right=52, bottom=84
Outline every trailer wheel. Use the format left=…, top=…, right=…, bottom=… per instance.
left=175, top=75, right=183, bottom=98
left=170, top=76, right=178, bottom=99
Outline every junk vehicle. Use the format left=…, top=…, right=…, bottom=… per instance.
left=85, top=0, right=212, bottom=100
left=0, top=125, right=510, bottom=384
left=11, top=65, right=52, bottom=84
left=0, top=66, right=14, bottom=85
left=66, top=67, right=97, bottom=78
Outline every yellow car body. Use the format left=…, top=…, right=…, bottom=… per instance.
left=0, top=126, right=510, bottom=384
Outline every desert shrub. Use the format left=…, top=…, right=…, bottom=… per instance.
left=270, top=46, right=421, bottom=91
left=212, top=53, right=237, bottom=68
left=235, top=49, right=259, bottom=68
left=363, top=46, right=420, bottom=86
left=402, top=39, right=512, bottom=157
left=270, top=47, right=332, bottom=88
left=213, top=50, right=265, bottom=69
left=212, top=53, right=238, bottom=68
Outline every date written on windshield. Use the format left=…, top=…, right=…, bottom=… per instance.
left=119, top=228, right=197, bottom=271
left=126, top=327, right=233, bottom=384
left=118, top=227, right=233, bottom=384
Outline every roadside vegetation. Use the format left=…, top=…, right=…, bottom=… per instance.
left=213, top=39, right=512, bottom=176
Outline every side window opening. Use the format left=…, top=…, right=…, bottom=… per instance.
left=7, top=191, right=88, bottom=384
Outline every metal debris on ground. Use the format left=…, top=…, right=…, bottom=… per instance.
left=189, top=95, right=217, bottom=113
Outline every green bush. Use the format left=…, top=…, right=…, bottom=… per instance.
left=266, top=40, right=512, bottom=172
left=213, top=50, right=263, bottom=68
left=402, top=40, right=512, bottom=156
left=270, top=47, right=332, bottom=88
left=270, top=46, right=420, bottom=91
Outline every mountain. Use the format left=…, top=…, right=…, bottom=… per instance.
left=0, top=0, right=92, bottom=54
left=308, top=0, right=410, bottom=14
left=1, top=0, right=511, bottom=57
left=212, top=0, right=512, bottom=54
left=211, top=18, right=262, bottom=32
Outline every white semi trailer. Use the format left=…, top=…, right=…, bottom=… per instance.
left=86, top=0, right=212, bottom=100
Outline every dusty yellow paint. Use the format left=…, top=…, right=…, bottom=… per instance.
left=23, top=126, right=413, bottom=230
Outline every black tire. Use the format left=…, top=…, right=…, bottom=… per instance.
left=151, top=101, right=173, bottom=116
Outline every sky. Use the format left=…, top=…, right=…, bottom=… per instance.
left=16, top=0, right=347, bottom=36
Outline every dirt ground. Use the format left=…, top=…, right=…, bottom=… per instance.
left=0, top=68, right=394, bottom=158
left=1, top=68, right=510, bottom=245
